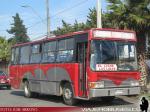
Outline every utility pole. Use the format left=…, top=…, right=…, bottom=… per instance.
left=46, top=0, right=50, bottom=37
left=97, top=0, right=102, bottom=28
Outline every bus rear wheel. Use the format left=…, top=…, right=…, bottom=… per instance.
left=24, top=81, right=32, bottom=98
left=62, top=83, right=77, bottom=105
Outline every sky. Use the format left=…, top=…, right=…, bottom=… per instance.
left=0, top=0, right=107, bottom=40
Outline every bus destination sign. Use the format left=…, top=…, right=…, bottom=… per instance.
left=96, top=64, right=117, bottom=71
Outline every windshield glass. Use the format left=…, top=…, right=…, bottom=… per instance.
left=90, top=40, right=137, bottom=71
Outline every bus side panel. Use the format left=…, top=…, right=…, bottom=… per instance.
left=39, top=63, right=80, bottom=97
left=55, top=63, right=79, bottom=97
left=9, top=65, right=20, bottom=89
left=40, top=64, right=57, bottom=95
left=19, top=63, right=80, bottom=97
left=21, top=64, right=41, bottom=93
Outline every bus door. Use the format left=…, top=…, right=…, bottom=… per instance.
left=77, top=42, right=87, bottom=97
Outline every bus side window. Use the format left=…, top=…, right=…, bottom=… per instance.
left=11, top=48, right=15, bottom=64
left=20, top=46, right=30, bottom=64
left=14, top=47, right=20, bottom=64
left=67, top=38, right=74, bottom=62
left=42, top=41, right=56, bottom=63
left=30, top=44, right=42, bottom=63
left=56, top=38, right=74, bottom=62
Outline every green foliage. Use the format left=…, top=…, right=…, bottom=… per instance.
left=7, top=13, right=30, bottom=44
left=53, top=20, right=72, bottom=35
left=106, top=0, right=150, bottom=32
left=86, top=8, right=97, bottom=28
left=73, top=20, right=86, bottom=31
left=85, top=7, right=113, bottom=28
left=53, top=0, right=150, bottom=36
left=53, top=20, right=86, bottom=36
left=53, top=7, right=113, bottom=36
left=0, top=37, right=11, bottom=61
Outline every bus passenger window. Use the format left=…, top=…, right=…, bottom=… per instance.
left=20, top=46, right=30, bottom=64
left=11, top=48, right=15, bottom=64
left=14, top=47, right=20, bottom=64
left=42, top=41, right=56, bottom=63
left=56, top=38, right=74, bottom=62
left=30, top=44, right=42, bottom=63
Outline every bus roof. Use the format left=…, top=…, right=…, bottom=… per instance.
left=12, top=28, right=135, bottom=48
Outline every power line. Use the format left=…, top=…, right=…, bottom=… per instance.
left=0, top=0, right=90, bottom=37
left=51, top=17, right=87, bottom=26
left=22, top=5, right=45, bottom=25
left=26, top=0, right=89, bottom=29
left=51, top=0, right=89, bottom=18
left=52, top=11, right=88, bottom=21
left=0, top=15, right=86, bottom=32
left=30, top=16, right=87, bottom=40
left=31, top=33, right=47, bottom=41
left=27, top=20, right=46, bottom=29
left=27, top=10, right=88, bottom=29
left=28, top=32, right=45, bottom=36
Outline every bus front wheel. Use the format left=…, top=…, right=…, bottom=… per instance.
left=62, top=83, right=77, bottom=105
left=24, top=81, right=32, bottom=98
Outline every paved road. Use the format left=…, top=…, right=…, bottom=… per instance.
left=0, top=87, right=143, bottom=111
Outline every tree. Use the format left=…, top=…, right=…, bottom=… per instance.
left=53, top=0, right=150, bottom=37
left=0, top=37, right=10, bottom=61
left=86, top=8, right=97, bottom=28
left=53, top=19, right=87, bottom=36
left=7, top=13, right=30, bottom=44
left=53, top=8, right=103, bottom=36
left=85, top=7, right=113, bottom=28
left=53, top=20, right=73, bottom=35
left=106, top=0, right=150, bottom=53
left=73, top=20, right=86, bottom=31
left=106, top=0, right=150, bottom=31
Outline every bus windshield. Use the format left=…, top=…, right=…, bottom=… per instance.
left=90, top=40, right=138, bottom=71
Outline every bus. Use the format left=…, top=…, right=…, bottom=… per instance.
left=9, top=28, right=140, bottom=105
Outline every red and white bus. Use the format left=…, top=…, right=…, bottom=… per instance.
left=9, top=28, right=140, bottom=105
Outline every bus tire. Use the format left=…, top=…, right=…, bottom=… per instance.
left=62, top=83, right=77, bottom=105
left=24, top=81, right=32, bottom=98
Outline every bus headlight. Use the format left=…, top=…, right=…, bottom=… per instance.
left=89, top=81, right=104, bottom=89
left=130, top=81, right=139, bottom=86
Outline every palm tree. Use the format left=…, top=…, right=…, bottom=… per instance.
left=106, top=0, right=150, bottom=54
left=106, top=0, right=150, bottom=32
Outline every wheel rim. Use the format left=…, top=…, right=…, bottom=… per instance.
left=64, top=88, right=72, bottom=100
left=24, top=84, right=29, bottom=96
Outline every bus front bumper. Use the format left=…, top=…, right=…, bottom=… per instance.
left=89, top=87, right=140, bottom=98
